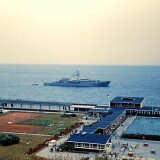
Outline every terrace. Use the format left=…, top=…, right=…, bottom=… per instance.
left=111, top=116, right=160, bottom=159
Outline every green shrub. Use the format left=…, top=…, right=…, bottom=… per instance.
left=121, top=133, right=160, bottom=141
left=0, top=134, right=20, bottom=146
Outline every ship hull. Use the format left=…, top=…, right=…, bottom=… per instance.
left=44, top=81, right=110, bottom=87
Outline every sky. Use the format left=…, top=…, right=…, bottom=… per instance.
left=0, top=0, right=160, bottom=65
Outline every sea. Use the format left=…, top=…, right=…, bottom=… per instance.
left=0, top=65, right=159, bottom=107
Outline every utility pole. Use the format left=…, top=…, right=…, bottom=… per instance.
left=107, top=95, right=110, bottom=107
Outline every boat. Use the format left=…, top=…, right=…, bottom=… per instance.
left=44, top=70, right=110, bottom=87
left=32, top=83, right=39, bottom=86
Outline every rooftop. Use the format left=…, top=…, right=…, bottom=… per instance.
left=0, top=99, right=72, bottom=107
left=110, top=96, right=144, bottom=104
left=88, top=106, right=112, bottom=113
left=83, top=107, right=126, bottom=133
left=67, top=133, right=110, bottom=144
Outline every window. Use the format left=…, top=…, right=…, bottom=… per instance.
left=75, top=143, right=82, bottom=148
left=85, top=143, right=89, bottom=148
left=93, top=144, right=97, bottom=149
left=90, top=144, right=93, bottom=148
left=99, top=145, right=105, bottom=149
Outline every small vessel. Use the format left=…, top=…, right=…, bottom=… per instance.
left=32, top=83, right=39, bottom=86
left=44, top=70, right=110, bottom=87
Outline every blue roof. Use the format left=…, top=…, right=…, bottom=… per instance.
left=67, top=133, right=110, bottom=144
left=83, top=107, right=126, bottom=133
left=110, top=96, right=144, bottom=104
left=0, top=99, right=71, bottom=106
left=127, top=106, right=160, bottom=111
left=88, top=106, right=112, bottom=113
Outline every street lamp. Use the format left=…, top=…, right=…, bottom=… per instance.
left=107, top=95, right=110, bottom=107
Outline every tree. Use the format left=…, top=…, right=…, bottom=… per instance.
left=0, top=134, right=20, bottom=146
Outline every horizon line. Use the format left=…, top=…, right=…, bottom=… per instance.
left=0, top=63, right=159, bottom=66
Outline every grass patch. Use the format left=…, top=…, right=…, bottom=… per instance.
left=19, top=113, right=84, bottom=135
left=0, top=134, right=48, bottom=160
left=0, top=112, right=84, bottom=159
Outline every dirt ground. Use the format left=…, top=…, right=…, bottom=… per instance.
left=0, top=123, right=44, bottom=133
left=0, top=111, right=44, bottom=133
left=0, top=112, right=40, bottom=123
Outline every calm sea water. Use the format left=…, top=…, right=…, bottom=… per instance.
left=0, top=65, right=159, bottom=106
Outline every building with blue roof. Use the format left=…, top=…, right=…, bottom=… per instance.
left=66, top=133, right=112, bottom=152
left=83, top=107, right=127, bottom=134
left=126, top=106, right=160, bottom=117
left=65, top=96, right=158, bottom=153
left=88, top=106, right=112, bottom=118
left=66, top=106, right=127, bottom=152
left=110, top=96, right=145, bottom=108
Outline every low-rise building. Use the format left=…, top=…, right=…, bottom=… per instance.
left=66, top=133, right=111, bottom=152
left=110, top=96, right=145, bottom=108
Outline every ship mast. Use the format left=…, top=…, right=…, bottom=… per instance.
left=76, top=70, right=80, bottom=77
